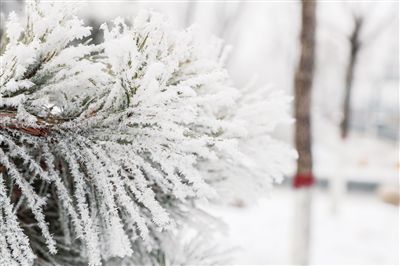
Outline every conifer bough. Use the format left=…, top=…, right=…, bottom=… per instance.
left=0, top=2, right=295, bottom=265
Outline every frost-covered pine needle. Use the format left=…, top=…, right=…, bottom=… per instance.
left=0, top=2, right=295, bottom=265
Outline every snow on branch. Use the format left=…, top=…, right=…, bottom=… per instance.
left=0, top=2, right=295, bottom=265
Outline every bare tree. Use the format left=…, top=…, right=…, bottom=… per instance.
left=184, top=1, right=197, bottom=27
left=291, top=0, right=317, bottom=264
left=340, top=6, right=396, bottom=139
left=340, top=14, right=363, bottom=139
left=216, top=1, right=245, bottom=40
left=214, top=1, right=246, bottom=67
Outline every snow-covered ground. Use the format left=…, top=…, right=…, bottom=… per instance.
left=206, top=189, right=399, bottom=265
left=313, top=117, right=399, bottom=186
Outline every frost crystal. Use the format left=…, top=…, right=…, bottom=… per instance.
left=0, top=2, right=294, bottom=265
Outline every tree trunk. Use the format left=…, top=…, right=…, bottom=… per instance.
left=292, top=0, right=316, bottom=264
left=184, top=1, right=197, bottom=27
left=340, top=16, right=362, bottom=139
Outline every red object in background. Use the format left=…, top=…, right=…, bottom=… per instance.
left=293, top=173, right=315, bottom=188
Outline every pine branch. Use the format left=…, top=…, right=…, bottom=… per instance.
left=0, top=112, right=50, bottom=136
left=0, top=2, right=295, bottom=265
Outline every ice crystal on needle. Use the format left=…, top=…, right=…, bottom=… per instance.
left=0, top=2, right=294, bottom=265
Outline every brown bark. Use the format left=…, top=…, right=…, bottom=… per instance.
left=294, top=0, right=316, bottom=175
left=0, top=108, right=79, bottom=137
left=340, top=16, right=363, bottom=139
left=0, top=112, right=50, bottom=137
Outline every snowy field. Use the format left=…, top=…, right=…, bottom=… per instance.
left=207, top=189, right=399, bottom=265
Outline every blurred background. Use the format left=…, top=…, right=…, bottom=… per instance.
left=1, top=0, right=398, bottom=264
